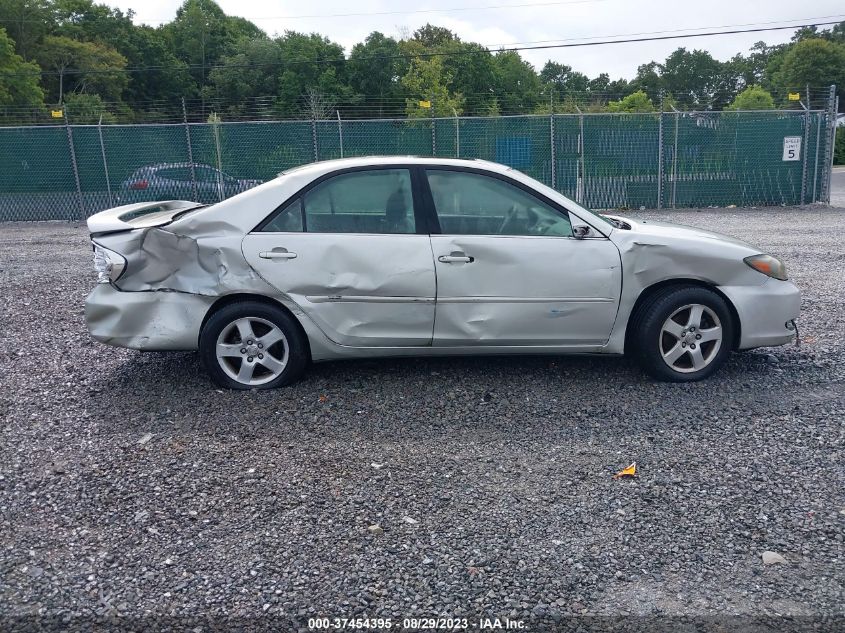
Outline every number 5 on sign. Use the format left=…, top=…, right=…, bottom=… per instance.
left=782, top=136, right=801, bottom=161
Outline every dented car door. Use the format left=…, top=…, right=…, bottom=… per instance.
left=425, top=168, right=622, bottom=346
left=242, top=168, right=436, bottom=347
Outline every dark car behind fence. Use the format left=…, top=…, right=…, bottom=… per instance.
left=0, top=105, right=839, bottom=221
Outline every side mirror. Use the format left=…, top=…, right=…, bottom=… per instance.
left=572, top=225, right=592, bottom=239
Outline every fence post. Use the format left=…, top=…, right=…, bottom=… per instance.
left=577, top=105, right=585, bottom=204
left=454, top=108, right=460, bottom=158
left=209, top=114, right=224, bottom=202
left=812, top=108, right=822, bottom=203
left=671, top=106, right=680, bottom=208
left=97, top=114, right=113, bottom=208
left=337, top=110, right=343, bottom=158
left=64, top=112, right=84, bottom=222
left=431, top=101, right=436, bottom=156
left=182, top=98, right=197, bottom=201
left=823, top=85, right=837, bottom=203
left=656, top=93, right=665, bottom=209
left=549, top=113, right=556, bottom=190
left=831, top=94, right=839, bottom=203
left=311, top=116, right=318, bottom=162
left=800, top=85, right=810, bottom=205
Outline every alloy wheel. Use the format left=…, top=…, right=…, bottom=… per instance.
left=215, top=317, right=289, bottom=386
left=659, top=303, right=723, bottom=373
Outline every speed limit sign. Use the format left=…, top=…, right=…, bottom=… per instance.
left=782, top=136, right=801, bottom=161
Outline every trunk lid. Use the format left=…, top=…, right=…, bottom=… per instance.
left=87, top=200, right=204, bottom=234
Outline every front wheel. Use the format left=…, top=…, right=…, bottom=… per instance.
left=199, top=301, right=308, bottom=389
left=631, top=286, right=734, bottom=382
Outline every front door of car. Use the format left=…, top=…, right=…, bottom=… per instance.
left=242, top=167, right=437, bottom=347
left=424, top=168, right=622, bottom=347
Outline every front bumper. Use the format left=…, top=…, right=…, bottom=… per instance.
left=85, top=284, right=214, bottom=351
left=720, top=278, right=801, bottom=350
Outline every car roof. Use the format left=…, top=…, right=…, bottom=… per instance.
left=277, top=156, right=511, bottom=178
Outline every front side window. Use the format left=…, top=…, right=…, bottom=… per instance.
left=426, top=169, right=572, bottom=237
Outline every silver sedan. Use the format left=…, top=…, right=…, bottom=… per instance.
left=85, top=157, right=800, bottom=389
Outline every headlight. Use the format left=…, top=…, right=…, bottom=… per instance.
left=744, top=254, right=787, bottom=281
left=92, top=242, right=126, bottom=284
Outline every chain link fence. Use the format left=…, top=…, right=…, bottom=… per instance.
left=0, top=102, right=838, bottom=221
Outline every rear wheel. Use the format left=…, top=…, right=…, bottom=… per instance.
left=631, top=286, right=734, bottom=382
left=199, top=301, right=308, bottom=389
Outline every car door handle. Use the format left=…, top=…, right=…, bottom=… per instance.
left=438, top=253, right=474, bottom=264
left=259, top=250, right=297, bottom=260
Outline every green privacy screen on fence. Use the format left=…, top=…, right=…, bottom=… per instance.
left=0, top=109, right=837, bottom=221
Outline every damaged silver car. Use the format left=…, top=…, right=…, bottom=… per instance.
left=85, top=157, right=800, bottom=389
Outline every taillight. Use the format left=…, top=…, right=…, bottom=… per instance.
left=92, top=242, right=127, bottom=284
left=129, top=179, right=149, bottom=190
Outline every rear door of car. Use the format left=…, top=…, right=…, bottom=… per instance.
left=422, top=167, right=622, bottom=347
left=241, top=166, right=437, bottom=347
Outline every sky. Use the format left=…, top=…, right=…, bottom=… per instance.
left=105, top=0, right=845, bottom=80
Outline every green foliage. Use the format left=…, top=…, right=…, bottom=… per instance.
left=0, top=27, right=44, bottom=106
left=402, top=56, right=463, bottom=117
left=0, top=5, right=843, bottom=122
left=726, top=85, right=774, bottom=110
left=773, top=39, right=845, bottom=95
left=0, top=0, right=52, bottom=60
left=63, top=91, right=114, bottom=122
left=493, top=50, right=540, bottom=114
left=35, top=34, right=127, bottom=102
left=347, top=32, right=408, bottom=117
left=607, top=90, right=655, bottom=113
left=273, top=32, right=349, bottom=118
left=162, top=0, right=265, bottom=88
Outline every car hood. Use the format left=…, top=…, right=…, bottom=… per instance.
left=604, top=214, right=760, bottom=253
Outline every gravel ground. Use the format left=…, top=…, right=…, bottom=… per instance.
left=1, top=207, right=844, bottom=632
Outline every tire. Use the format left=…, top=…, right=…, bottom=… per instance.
left=630, top=286, right=734, bottom=382
left=199, top=301, right=309, bottom=389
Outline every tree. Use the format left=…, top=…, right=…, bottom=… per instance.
left=726, top=85, right=774, bottom=110
left=47, top=0, right=195, bottom=103
left=63, top=91, right=116, bottom=123
left=773, top=38, right=845, bottom=97
left=35, top=35, right=127, bottom=103
left=440, top=42, right=497, bottom=117
left=0, top=0, right=51, bottom=60
left=163, top=0, right=265, bottom=89
left=347, top=32, right=408, bottom=117
left=661, top=48, right=723, bottom=109
left=411, top=24, right=457, bottom=48
left=0, top=27, right=44, bottom=106
left=272, top=31, right=349, bottom=118
left=628, top=61, right=664, bottom=102
left=208, top=37, right=282, bottom=109
left=493, top=50, right=540, bottom=114
left=540, top=61, right=589, bottom=95
left=607, top=90, right=655, bottom=113
left=401, top=56, right=463, bottom=117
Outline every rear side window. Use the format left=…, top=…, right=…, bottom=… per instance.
left=262, top=199, right=303, bottom=232
left=259, top=169, right=416, bottom=234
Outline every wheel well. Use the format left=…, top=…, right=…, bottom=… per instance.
left=199, top=293, right=312, bottom=361
left=625, top=279, right=741, bottom=352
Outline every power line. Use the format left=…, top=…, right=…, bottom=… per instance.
left=480, top=14, right=845, bottom=47
left=2, top=19, right=843, bottom=77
